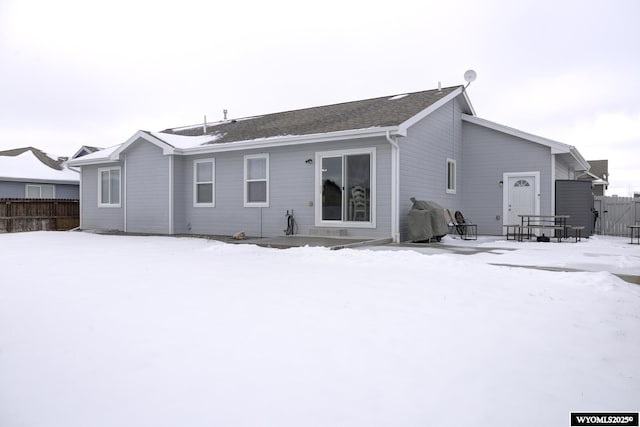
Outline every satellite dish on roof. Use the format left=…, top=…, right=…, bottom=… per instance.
left=464, top=69, right=477, bottom=88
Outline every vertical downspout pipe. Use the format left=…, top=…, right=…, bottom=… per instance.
left=123, top=154, right=127, bottom=233
left=550, top=154, right=556, bottom=215
left=386, top=131, right=400, bottom=243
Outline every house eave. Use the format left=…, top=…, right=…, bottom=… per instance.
left=398, top=86, right=473, bottom=133
left=66, top=126, right=405, bottom=166
left=66, top=157, right=122, bottom=167
left=462, top=114, right=590, bottom=171
left=163, top=126, right=404, bottom=155
left=0, top=176, right=79, bottom=185
left=109, top=130, right=176, bottom=160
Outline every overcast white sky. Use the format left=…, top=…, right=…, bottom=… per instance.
left=1, top=0, right=638, bottom=195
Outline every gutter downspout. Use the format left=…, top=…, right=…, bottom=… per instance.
left=386, top=131, right=400, bottom=243
left=551, top=155, right=556, bottom=215
left=123, top=154, right=127, bottom=233
left=78, top=167, right=82, bottom=230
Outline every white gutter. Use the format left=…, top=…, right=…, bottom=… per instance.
left=168, top=155, right=174, bottom=234
left=78, top=167, right=83, bottom=230
left=176, top=126, right=403, bottom=155
left=386, top=130, right=400, bottom=243
left=123, top=154, right=127, bottom=233
left=67, top=126, right=404, bottom=167
left=551, top=155, right=556, bottom=215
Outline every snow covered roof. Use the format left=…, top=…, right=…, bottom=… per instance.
left=0, top=147, right=79, bottom=183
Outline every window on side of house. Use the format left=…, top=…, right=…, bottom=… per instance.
left=244, top=154, right=269, bottom=207
left=194, top=159, right=215, bottom=207
left=446, top=158, right=456, bottom=194
left=25, top=184, right=55, bottom=199
left=98, top=167, right=121, bottom=207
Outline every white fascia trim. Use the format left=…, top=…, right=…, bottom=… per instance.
left=462, top=115, right=571, bottom=151
left=461, top=89, right=476, bottom=116
left=66, top=157, right=116, bottom=166
left=176, top=126, right=402, bottom=156
left=0, top=177, right=79, bottom=185
left=109, top=130, right=176, bottom=160
left=398, top=87, right=466, bottom=133
left=569, top=147, right=590, bottom=171
left=69, top=127, right=403, bottom=166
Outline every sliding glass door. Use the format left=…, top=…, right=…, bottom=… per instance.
left=318, top=149, right=374, bottom=226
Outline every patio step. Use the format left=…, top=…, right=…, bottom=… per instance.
left=308, top=227, right=348, bottom=237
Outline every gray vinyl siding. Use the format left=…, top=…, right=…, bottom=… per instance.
left=461, top=121, right=553, bottom=235
left=174, top=137, right=392, bottom=239
left=555, top=157, right=570, bottom=180
left=398, top=98, right=464, bottom=241
left=0, top=181, right=78, bottom=199
left=124, top=141, right=171, bottom=234
left=53, top=184, right=79, bottom=199
left=80, top=163, right=124, bottom=231
left=0, top=181, right=25, bottom=198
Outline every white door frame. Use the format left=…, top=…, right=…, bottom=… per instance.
left=502, top=171, right=540, bottom=226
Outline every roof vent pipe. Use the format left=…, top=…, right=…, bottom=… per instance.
left=203, top=115, right=207, bottom=133
left=438, top=81, right=442, bottom=93
left=223, top=109, right=228, bottom=120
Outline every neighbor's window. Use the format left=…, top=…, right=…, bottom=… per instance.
left=25, top=184, right=55, bottom=199
left=244, top=154, right=269, bottom=207
left=446, top=158, right=456, bottom=194
left=98, top=167, right=121, bottom=207
left=194, top=159, right=215, bottom=207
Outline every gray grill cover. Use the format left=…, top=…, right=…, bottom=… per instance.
left=408, top=200, right=448, bottom=241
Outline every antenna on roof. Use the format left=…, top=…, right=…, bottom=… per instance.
left=463, top=69, right=477, bottom=88
left=223, top=109, right=228, bottom=120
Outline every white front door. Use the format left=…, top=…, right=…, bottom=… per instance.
left=503, top=172, right=540, bottom=225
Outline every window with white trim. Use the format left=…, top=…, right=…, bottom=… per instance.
left=244, top=154, right=269, bottom=207
left=98, top=167, right=121, bottom=207
left=25, top=184, right=55, bottom=199
left=194, top=159, right=215, bottom=207
left=446, top=158, right=456, bottom=194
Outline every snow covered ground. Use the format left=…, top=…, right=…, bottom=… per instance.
left=1, top=231, right=638, bottom=427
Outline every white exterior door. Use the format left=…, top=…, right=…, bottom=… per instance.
left=503, top=172, right=540, bottom=225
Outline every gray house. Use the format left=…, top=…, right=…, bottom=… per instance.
left=67, top=86, right=590, bottom=242
left=577, top=159, right=609, bottom=196
left=0, top=147, right=79, bottom=199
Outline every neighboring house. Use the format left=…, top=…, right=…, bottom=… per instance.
left=0, top=147, right=80, bottom=199
left=67, top=86, right=590, bottom=241
left=72, top=145, right=102, bottom=159
left=577, top=159, right=609, bottom=196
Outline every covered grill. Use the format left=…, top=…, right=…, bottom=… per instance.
left=408, top=199, right=448, bottom=242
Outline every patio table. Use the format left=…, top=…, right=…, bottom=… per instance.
left=518, top=214, right=570, bottom=242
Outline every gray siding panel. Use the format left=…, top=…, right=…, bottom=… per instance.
left=555, top=158, right=570, bottom=180
left=0, top=181, right=28, bottom=198
left=54, top=184, right=79, bottom=199
left=175, top=137, right=392, bottom=239
left=399, top=98, right=464, bottom=241
left=80, top=163, right=124, bottom=231
left=125, top=141, right=171, bottom=234
left=0, top=181, right=78, bottom=199
left=461, top=121, right=553, bottom=235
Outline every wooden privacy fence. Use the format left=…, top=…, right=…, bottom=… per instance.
left=594, top=196, right=640, bottom=236
left=0, top=199, right=79, bottom=233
